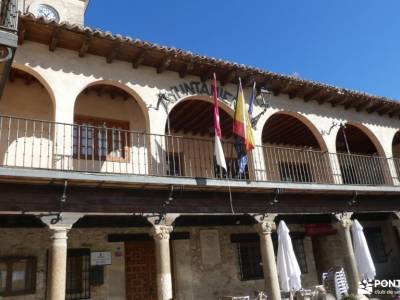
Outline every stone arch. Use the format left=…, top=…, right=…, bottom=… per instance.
left=336, top=123, right=385, bottom=157
left=9, top=63, right=56, bottom=119
left=72, top=81, right=150, bottom=174
left=261, top=111, right=328, bottom=152
left=74, top=80, right=150, bottom=132
left=166, top=95, right=234, bottom=138
left=336, top=123, right=389, bottom=185
left=0, top=65, right=56, bottom=169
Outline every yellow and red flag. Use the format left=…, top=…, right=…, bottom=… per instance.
left=233, top=79, right=255, bottom=151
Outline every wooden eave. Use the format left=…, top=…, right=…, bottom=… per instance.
left=18, top=14, right=400, bottom=118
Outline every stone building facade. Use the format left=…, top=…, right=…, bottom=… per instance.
left=0, top=1, right=400, bottom=300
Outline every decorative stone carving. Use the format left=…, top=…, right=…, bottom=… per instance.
left=255, top=220, right=276, bottom=235
left=252, top=213, right=277, bottom=235
left=151, top=225, right=173, bottom=240
left=333, top=212, right=353, bottom=229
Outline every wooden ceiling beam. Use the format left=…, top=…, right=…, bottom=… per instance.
left=355, top=100, right=374, bottom=112
left=220, top=70, right=238, bottom=86
left=377, top=104, right=396, bottom=116
left=389, top=108, right=400, bottom=118
left=242, top=74, right=258, bottom=88
left=106, top=43, right=122, bottom=64
left=200, top=70, right=213, bottom=82
left=179, top=60, right=195, bottom=78
left=157, top=56, right=172, bottom=74
left=49, top=28, right=60, bottom=52
left=303, top=89, right=326, bottom=102
left=79, top=35, right=92, bottom=58
left=331, top=96, right=350, bottom=107
left=17, top=27, right=25, bottom=45
left=367, top=102, right=383, bottom=114
left=132, top=50, right=146, bottom=68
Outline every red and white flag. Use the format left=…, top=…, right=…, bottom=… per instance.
left=213, top=73, right=227, bottom=170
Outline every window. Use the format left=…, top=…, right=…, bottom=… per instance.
left=279, top=162, right=312, bottom=183
left=73, top=116, right=129, bottom=161
left=237, top=242, right=263, bottom=281
left=364, top=227, right=388, bottom=263
left=233, top=233, right=308, bottom=281
left=166, top=153, right=183, bottom=176
left=66, top=249, right=90, bottom=300
left=292, top=238, right=308, bottom=274
left=0, top=257, right=36, bottom=296
left=214, top=157, right=249, bottom=180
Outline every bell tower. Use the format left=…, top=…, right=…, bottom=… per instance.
left=21, top=0, right=89, bottom=25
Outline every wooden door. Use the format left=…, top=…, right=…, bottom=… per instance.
left=125, top=241, right=157, bottom=300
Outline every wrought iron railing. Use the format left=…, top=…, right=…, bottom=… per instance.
left=0, top=114, right=397, bottom=186
left=0, top=0, right=18, bottom=32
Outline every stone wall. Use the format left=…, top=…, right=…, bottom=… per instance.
left=0, top=221, right=398, bottom=300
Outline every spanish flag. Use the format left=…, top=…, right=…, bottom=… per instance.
left=233, top=79, right=255, bottom=151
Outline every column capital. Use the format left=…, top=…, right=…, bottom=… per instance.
left=253, top=214, right=277, bottom=235
left=145, top=213, right=180, bottom=226
left=333, top=212, right=353, bottom=229
left=394, top=212, right=400, bottom=220
left=40, top=213, right=84, bottom=231
left=151, top=225, right=173, bottom=240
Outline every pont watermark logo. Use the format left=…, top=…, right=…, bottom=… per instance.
left=359, top=279, right=400, bottom=296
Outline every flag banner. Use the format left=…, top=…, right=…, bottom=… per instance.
left=233, top=79, right=255, bottom=151
left=233, top=79, right=255, bottom=175
left=234, top=137, right=248, bottom=175
left=248, top=81, right=256, bottom=119
left=213, top=73, right=227, bottom=170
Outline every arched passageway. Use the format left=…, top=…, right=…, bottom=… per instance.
left=164, top=99, right=244, bottom=178
left=391, top=131, right=400, bottom=181
left=0, top=68, right=55, bottom=168
left=261, top=113, right=331, bottom=183
left=336, top=124, right=389, bottom=185
left=72, top=83, right=148, bottom=174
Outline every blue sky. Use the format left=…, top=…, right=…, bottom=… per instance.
left=86, top=1, right=400, bottom=99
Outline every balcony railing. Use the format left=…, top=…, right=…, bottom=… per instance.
left=0, top=115, right=397, bottom=187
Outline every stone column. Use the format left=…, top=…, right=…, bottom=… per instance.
left=151, top=225, right=174, bottom=300
left=254, top=214, right=281, bottom=300
left=47, top=225, right=69, bottom=300
left=40, top=213, right=83, bottom=300
left=333, top=212, right=359, bottom=295
left=146, top=213, right=179, bottom=300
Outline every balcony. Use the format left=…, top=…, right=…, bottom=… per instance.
left=0, top=0, right=18, bottom=97
left=0, top=114, right=398, bottom=191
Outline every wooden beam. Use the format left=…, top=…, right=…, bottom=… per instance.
left=377, top=104, right=396, bottom=116
left=388, top=107, right=400, bottom=118
left=242, top=74, right=258, bottom=88
left=220, top=70, right=237, bottom=86
left=17, top=27, right=25, bottom=45
left=355, top=100, right=374, bottom=112
left=1, top=182, right=400, bottom=214
left=179, top=60, right=194, bottom=78
left=132, top=50, right=146, bottom=68
left=303, top=89, right=326, bottom=102
left=157, top=56, right=172, bottom=73
left=106, top=43, right=121, bottom=64
left=331, top=96, right=350, bottom=107
left=367, top=102, right=383, bottom=114
left=79, top=35, right=91, bottom=57
left=49, top=28, right=60, bottom=51
left=200, top=70, right=213, bottom=82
